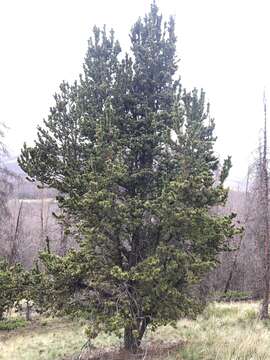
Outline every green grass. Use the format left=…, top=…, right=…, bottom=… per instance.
left=0, top=318, right=86, bottom=360
left=161, top=302, right=270, bottom=360
left=0, top=318, right=27, bottom=331
left=212, top=290, right=252, bottom=302
left=1, top=302, right=270, bottom=360
left=0, top=316, right=120, bottom=360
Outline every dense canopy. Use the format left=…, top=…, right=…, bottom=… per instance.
left=19, top=2, right=239, bottom=352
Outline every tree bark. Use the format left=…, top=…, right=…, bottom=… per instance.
left=26, top=300, right=32, bottom=321
left=224, top=235, right=243, bottom=294
left=224, top=173, right=251, bottom=294
left=260, top=93, right=270, bottom=320
left=260, top=257, right=270, bottom=319
left=124, top=318, right=149, bottom=353
left=124, top=326, right=139, bottom=353
left=9, top=200, right=23, bottom=264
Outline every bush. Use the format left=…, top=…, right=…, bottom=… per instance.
left=0, top=318, right=27, bottom=331
left=212, top=290, right=252, bottom=302
left=0, top=259, right=26, bottom=319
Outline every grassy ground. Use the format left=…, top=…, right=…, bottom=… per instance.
left=158, top=302, right=270, bottom=360
left=1, top=302, right=270, bottom=360
left=0, top=317, right=85, bottom=360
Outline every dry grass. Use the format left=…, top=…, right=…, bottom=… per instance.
left=0, top=318, right=86, bottom=360
left=163, top=301, right=270, bottom=360
left=74, top=340, right=183, bottom=360
left=1, top=302, right=270, bottom=360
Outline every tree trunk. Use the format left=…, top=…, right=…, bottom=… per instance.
left=26, top=301, right=31, bottom=321
left=260, top=259, right=270, bottom=319
left=259, top=93, right=270, bottom=320
left=124, top=327, right=139, bottom=353
left=9, top=200, right=24, bottom=264
left=224, top=236, right=243, bottom=294
left=124, top=318, right=149, bottom=353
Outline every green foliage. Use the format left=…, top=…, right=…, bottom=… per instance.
left=0, top=258, right=38, bottom=321
left=19, top=2, right=240, bottom=352
left=15, top=262, right=55, bottom=316
left=0, top=318, right=27, bottom=331
left=212, top=290, right=252, bottom=302
left=0, top=258, right=26, bottom=319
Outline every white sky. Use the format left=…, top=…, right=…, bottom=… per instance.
left=0, top=0, right=270, bottom=187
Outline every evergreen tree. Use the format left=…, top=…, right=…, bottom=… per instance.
left=0, top=258, right=25, bottom=320
left=19, top=3, right=239, bottom=352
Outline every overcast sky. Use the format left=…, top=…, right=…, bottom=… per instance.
left=1, top=0, right=270, bottom=187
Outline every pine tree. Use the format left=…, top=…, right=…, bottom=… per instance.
left=0, top=258, right=25, bottom=320
left=19, top=3, right=239, bottom=352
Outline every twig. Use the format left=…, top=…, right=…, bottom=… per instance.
left=75, top=338, right=92, bottom=360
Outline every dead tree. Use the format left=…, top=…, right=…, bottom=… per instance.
left=39, top=187, right=53, bottom=251
left=223, top=169, right=252, bottom=294
left=259, top=93, right=270, bottom=319
left=0, top=124, right=12, bottom=226
left=0, top=123, right=16, bottom=258
left=9, top=200, right=24, bottom=264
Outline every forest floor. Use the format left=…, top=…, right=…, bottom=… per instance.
left=0, top=301, right=270, bottom=360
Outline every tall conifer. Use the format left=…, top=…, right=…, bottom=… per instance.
left=19, top=3, right=239, bottom=352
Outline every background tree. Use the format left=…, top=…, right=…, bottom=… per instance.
left=0, top=258, right=25, bottom=320
left=19, top=3, right=239, bottom=353
left=259, top=94, right=270, bottom=319
left=0, top=123, right=14, bottom=256
left=245, top=95, right=270, bottom=319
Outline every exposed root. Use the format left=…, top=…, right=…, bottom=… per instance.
left=74, top=340, right=185, bottom=360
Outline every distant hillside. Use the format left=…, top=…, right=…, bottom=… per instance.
left=4, top=157, right=25, bottom=175
left=4, top=157, right=57, bottom=200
